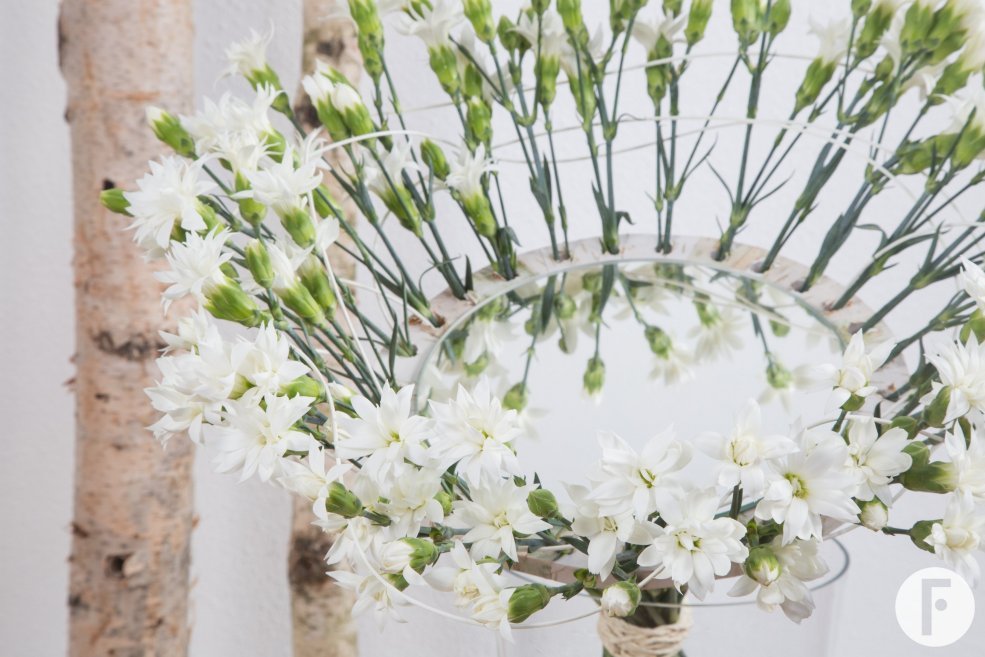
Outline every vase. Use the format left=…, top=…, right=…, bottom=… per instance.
left=490, top=539, right=850, bottom=657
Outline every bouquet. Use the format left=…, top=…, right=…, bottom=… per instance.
left=100, top=0, right=985, bottom=651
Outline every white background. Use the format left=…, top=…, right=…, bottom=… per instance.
left=2, top=0, right=984, bottom=655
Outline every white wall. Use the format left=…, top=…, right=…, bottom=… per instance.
left=1, top=1, right=983, bottom=655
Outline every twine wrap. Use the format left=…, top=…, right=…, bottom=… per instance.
left=597, top=607, right=693, bottom=657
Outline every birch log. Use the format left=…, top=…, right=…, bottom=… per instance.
left=60, top=2, right=196, bottom=655
left=289, top=2, right=361, bottom=656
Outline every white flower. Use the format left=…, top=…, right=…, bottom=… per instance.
left=756, top=429, right=861, bottom=544
left=944, top=82, right=985, bottom=138
left=277, top=447, right=351, bottom=501
left=232, top=323, right=310, bottom=397
left=959, top=30, right=985, bottom=72
left=459, top=313, right=515, bottom=365
left=428, top=542, right=505, bottom=609
left=239, top=150, right=322, bottom=214
left=696, top=399, right=798, bottom=497
left=928, top=492, right=985, bottom=586
left=859, top=499, right=890, bottom=531
left=844, top=419, right=911, bottom=504
left=449, top=478, right=551, bottom=561
left=155, top=228, right=232, bottom=310
left=567, top=485, right=652, bottom=579
left=301, top=61, right=337, bottom=105
left=600, top=583, right=638, bottom=617
left=925, top=336, right=985, bottom=423
left=960, top=258, right=985, bottom=313
left=321, top=515, right=389, bottom=566
left=688, top=305, right=745, bottom=362
left=944, top=429, right=985, bottom=500
left=446, top=145, right=496, bottom=199
left=471, top=586, right=514, bottom=640
left=363, top=139, right=421, bottom=198
left=728, top=539, right=829, bottom=623
left=182, top=89, right=277, bottom=168
left=589, top=428, right=691, bottom=519
left=335, top=385, right=432, bottom=482
left=514, top=8, right=568, bottom=58
left=159, top=308, right=217, bottom=353
left=147, top=325, right=241, bottom=444
left=380, top=466, right=446, bottom=538
left=799, top=330, right=890, bottom=411
left=429, top=381, right=524, bottom=486
left=224, top=27, right=273, bottom=78
left=207, top=393, right=317, bottom=482
left=647, top=338, right=695, bottom=386
left=330, top=569, right=406, bottom=629
left=125, top=157, right=216, bottom=254
left=631, top=10, right=686, bottom=53
left=808, top=16, right=851, bottom=64
left=637, top=489, right=748, bottom=599
left=398, top=0, right=464, bottom=49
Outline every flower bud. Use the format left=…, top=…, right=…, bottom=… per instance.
left=234, top=172, right=267, bottom=225
left=731, top=0, right=763, bottom=47
left=466, top=97, right=493, bottom=147
left=463, top=0, right=495, bottom=43
left=901, top=460, right=957, bottom=494
left=278, top=282, right=327, bottom=327
left=324, top=481, right=363, bottom=518
left=527, top=488, right=559, bottom=519
left=554, top=293, right=577, bottom=320
left=281, top=206, right=317, bottom=248
left=583, top=356, right=605, bottom=399
left=769, top=318, right=791, bottom=338
left=909, top=519, right=939, bottom=553
left=507, top=584, right=553, bottom=623
left=854, top=4, right=894, bottom=60
left=463, top=352, right=490, bottom=377
left=420, top=139, right=450, bottom=180
left=557, top=0, right=583, bottom=31
left=382, top=538, right=439, bottom=574
left=146, top=106, right=196, bottom=158
left=535, top=55, right=561, bottom=110
left=245, top=239, right=275, bottom=289
left=685, top=0, right=714, bottom=45
left=859, top=499, right=889, bottom=531
left=794, top=58, right=836, bottom=114
left=644, top=326, right=673, bottom=358
left=332, top=84, right=375, bottom=137
left=601, top=581, right=641, bottom=617
left=744, top=546, right=782, bottom=586
left=503, top=382, right=529, bottom=412
left=205, top=280, right=264, bottom=327
left=766, top=360, right=792, bottom=391
left=298, top=256, right=337, bottom=316
left=281, top=375, right=324, bottom=400
left=429, top=44, right=461, bottom=96
left=567, top=71, right=597, bottom=128
left=434, top=491, right=454, bottom=516
left=461, top=193, right=496, bottom=238
left=498, top=16, right=523, bottom=52
left=378, top=183, right=423, bottom=237
left=100, top=188, right=131, bottom=215
left=922, top=386, right=953, bottom=427
left=765, top=0, right=790, bottom=35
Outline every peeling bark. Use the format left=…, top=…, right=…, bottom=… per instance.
left=60, top=1, right=196, bottom=655
left=289, top=2, right=361, bottom=656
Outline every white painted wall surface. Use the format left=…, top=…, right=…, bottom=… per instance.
left=1, top=1, right=984, bottom=655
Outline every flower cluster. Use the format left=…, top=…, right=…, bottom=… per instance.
left=105, top=0, right=985, bottom=640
